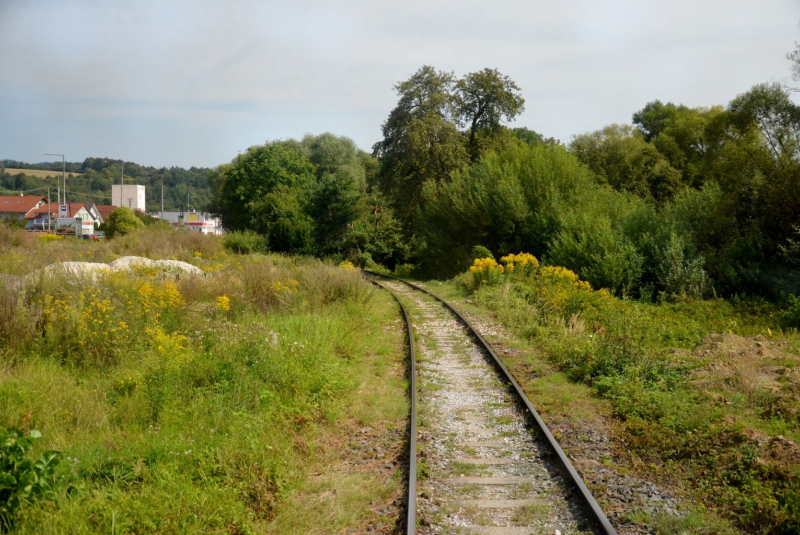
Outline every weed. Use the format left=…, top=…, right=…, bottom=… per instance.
left=0, top=428, right=61, bottom=532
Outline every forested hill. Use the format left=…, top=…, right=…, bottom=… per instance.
left=0, top=157, right=211, bottom=212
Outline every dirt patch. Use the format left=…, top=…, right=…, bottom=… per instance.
left=689, top=333, right=800, bottom=423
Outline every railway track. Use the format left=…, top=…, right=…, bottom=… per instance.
left=365, top=272, right=616, bottom=535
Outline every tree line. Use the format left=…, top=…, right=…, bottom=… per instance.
left=210, top=58, right=800, bottom=301
left=0, top=158, right=212, bottom=212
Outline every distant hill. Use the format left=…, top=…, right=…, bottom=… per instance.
left=0, top=158, right=211, bottom=212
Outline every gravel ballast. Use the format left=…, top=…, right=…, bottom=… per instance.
left=385, top=281, right=599, bottom=535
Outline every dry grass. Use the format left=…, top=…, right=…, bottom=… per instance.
left=3, top=169, right=82, bottom=179
left=0, top=226, right=223, bottom=276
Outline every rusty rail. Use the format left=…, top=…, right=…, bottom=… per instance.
left=363, top=276, right=418, bottom=534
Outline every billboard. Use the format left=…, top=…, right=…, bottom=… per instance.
left=56, top=218, right=78, bottom=235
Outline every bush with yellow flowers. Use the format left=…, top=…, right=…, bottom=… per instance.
left=460, top=252, right=609, bottom=317
left=499, top=252, right=540, bottom=278
left=469, top=257, right=505, bottom=288
left=532, top=265, right=609, bottom=317
left=37, top=273, right=189, bottom=367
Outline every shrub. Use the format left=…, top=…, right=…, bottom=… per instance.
left=499, top=252, right=539, bottom=278
left=393, top=264, right=417, bottom=279
left=468, top=257, right=505, bottom=289
left=105, top=207, right=145, bottom=239
left=133, top=210, right=171, bottom=229
left=223, top=230, right=268, bottom=255
left=781, top=295, right=800, bottom=330
left=0, top=428, right=61, bottom=532
left=656, top=232, right=709, bottom=299
left=472, top=245, right=494, bottom=261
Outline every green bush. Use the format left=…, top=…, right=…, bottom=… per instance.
left=471, top=245, right=494, bottom=261
left=0, top=428, right=61, bottom=532
left=655, top=232, right=709, bottom=299
left=105, top=207, right=145, bottom=239
left=781, top=295, right=800, bottom=330
left=222, top=230, right=269, bottom=255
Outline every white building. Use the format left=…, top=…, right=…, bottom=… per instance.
left=111, top=185, right=146, bottom=211
left=156, top=211, right=222, bottom=235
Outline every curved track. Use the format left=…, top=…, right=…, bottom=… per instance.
left=365, top=271, right=617, bottom=535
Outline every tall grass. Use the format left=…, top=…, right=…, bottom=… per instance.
left=0, top=227, right=405, bottom=533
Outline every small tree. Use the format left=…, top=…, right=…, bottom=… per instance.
left=105, top=207, right=144, bottom=239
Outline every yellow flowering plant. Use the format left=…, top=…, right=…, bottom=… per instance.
left=500, top=252, right=540, bottom=278
left=461, top=252, right=610, bottom=318
left=338, top=260, right=356, bottom=271
left=469, top=257, right=504, bottom=287
left=216, top=295, right=231, bottom=313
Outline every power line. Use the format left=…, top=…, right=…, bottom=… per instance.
left=0, top=185, right=50, bottom=195
left=62, top=189, right=113, bottom=202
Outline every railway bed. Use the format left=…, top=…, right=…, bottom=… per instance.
left=365, top=272, right=616, bottom=535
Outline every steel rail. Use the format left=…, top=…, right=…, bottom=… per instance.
left=364, top=270, right=618, bottom=535
left=364, top=276, right=417, bottom=535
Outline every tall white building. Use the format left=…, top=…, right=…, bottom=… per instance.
left=111, top=185, right=146, bottom=211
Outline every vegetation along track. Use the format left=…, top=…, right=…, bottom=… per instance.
left=365, top=272, right=617, bottom=535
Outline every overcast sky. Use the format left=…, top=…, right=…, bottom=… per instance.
left=1, top=0, right=799, bottom=169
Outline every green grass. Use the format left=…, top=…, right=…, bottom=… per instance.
left=0, top=226, right=410, bottom=534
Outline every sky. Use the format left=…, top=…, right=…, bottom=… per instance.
left=1, top=0, right=799, bottom=169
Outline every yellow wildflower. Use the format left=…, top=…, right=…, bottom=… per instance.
left=216, top=295, right=231, bottom=312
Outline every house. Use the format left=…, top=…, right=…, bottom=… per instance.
left=54, top=203, right=97, bottom=236
left=93, top=205, right=118, bottom=225
left=0, top=195, right=50, bottom=229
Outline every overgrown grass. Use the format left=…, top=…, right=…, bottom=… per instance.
left=439, top=258, right=800, bottom=534
left=0, top=226, right=409, bottom=533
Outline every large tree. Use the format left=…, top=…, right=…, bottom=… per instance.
left=372, top=66, right=468, bottom=230
left=214, top=142, right=316, bottom=252
left=453, top=68, right=525, bottom=160
left=726, top=83, right=800, bottom=251
left=373, top=65, right=525, bottom=232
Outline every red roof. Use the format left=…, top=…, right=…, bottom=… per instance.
left=96, top=205, right=117, bottom=222
left=0, top=196, right=47, bottom=215
left=26, top=203, right=95, bottom=219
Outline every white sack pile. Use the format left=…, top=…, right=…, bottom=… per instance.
left=43, top=256, right=203, bottom=279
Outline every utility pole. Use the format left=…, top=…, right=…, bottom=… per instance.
left=161, top=175, right=164, bottom=219
left=120, top=160, right=124, bottom=207
left=42, top=153, right=65, bottom=205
